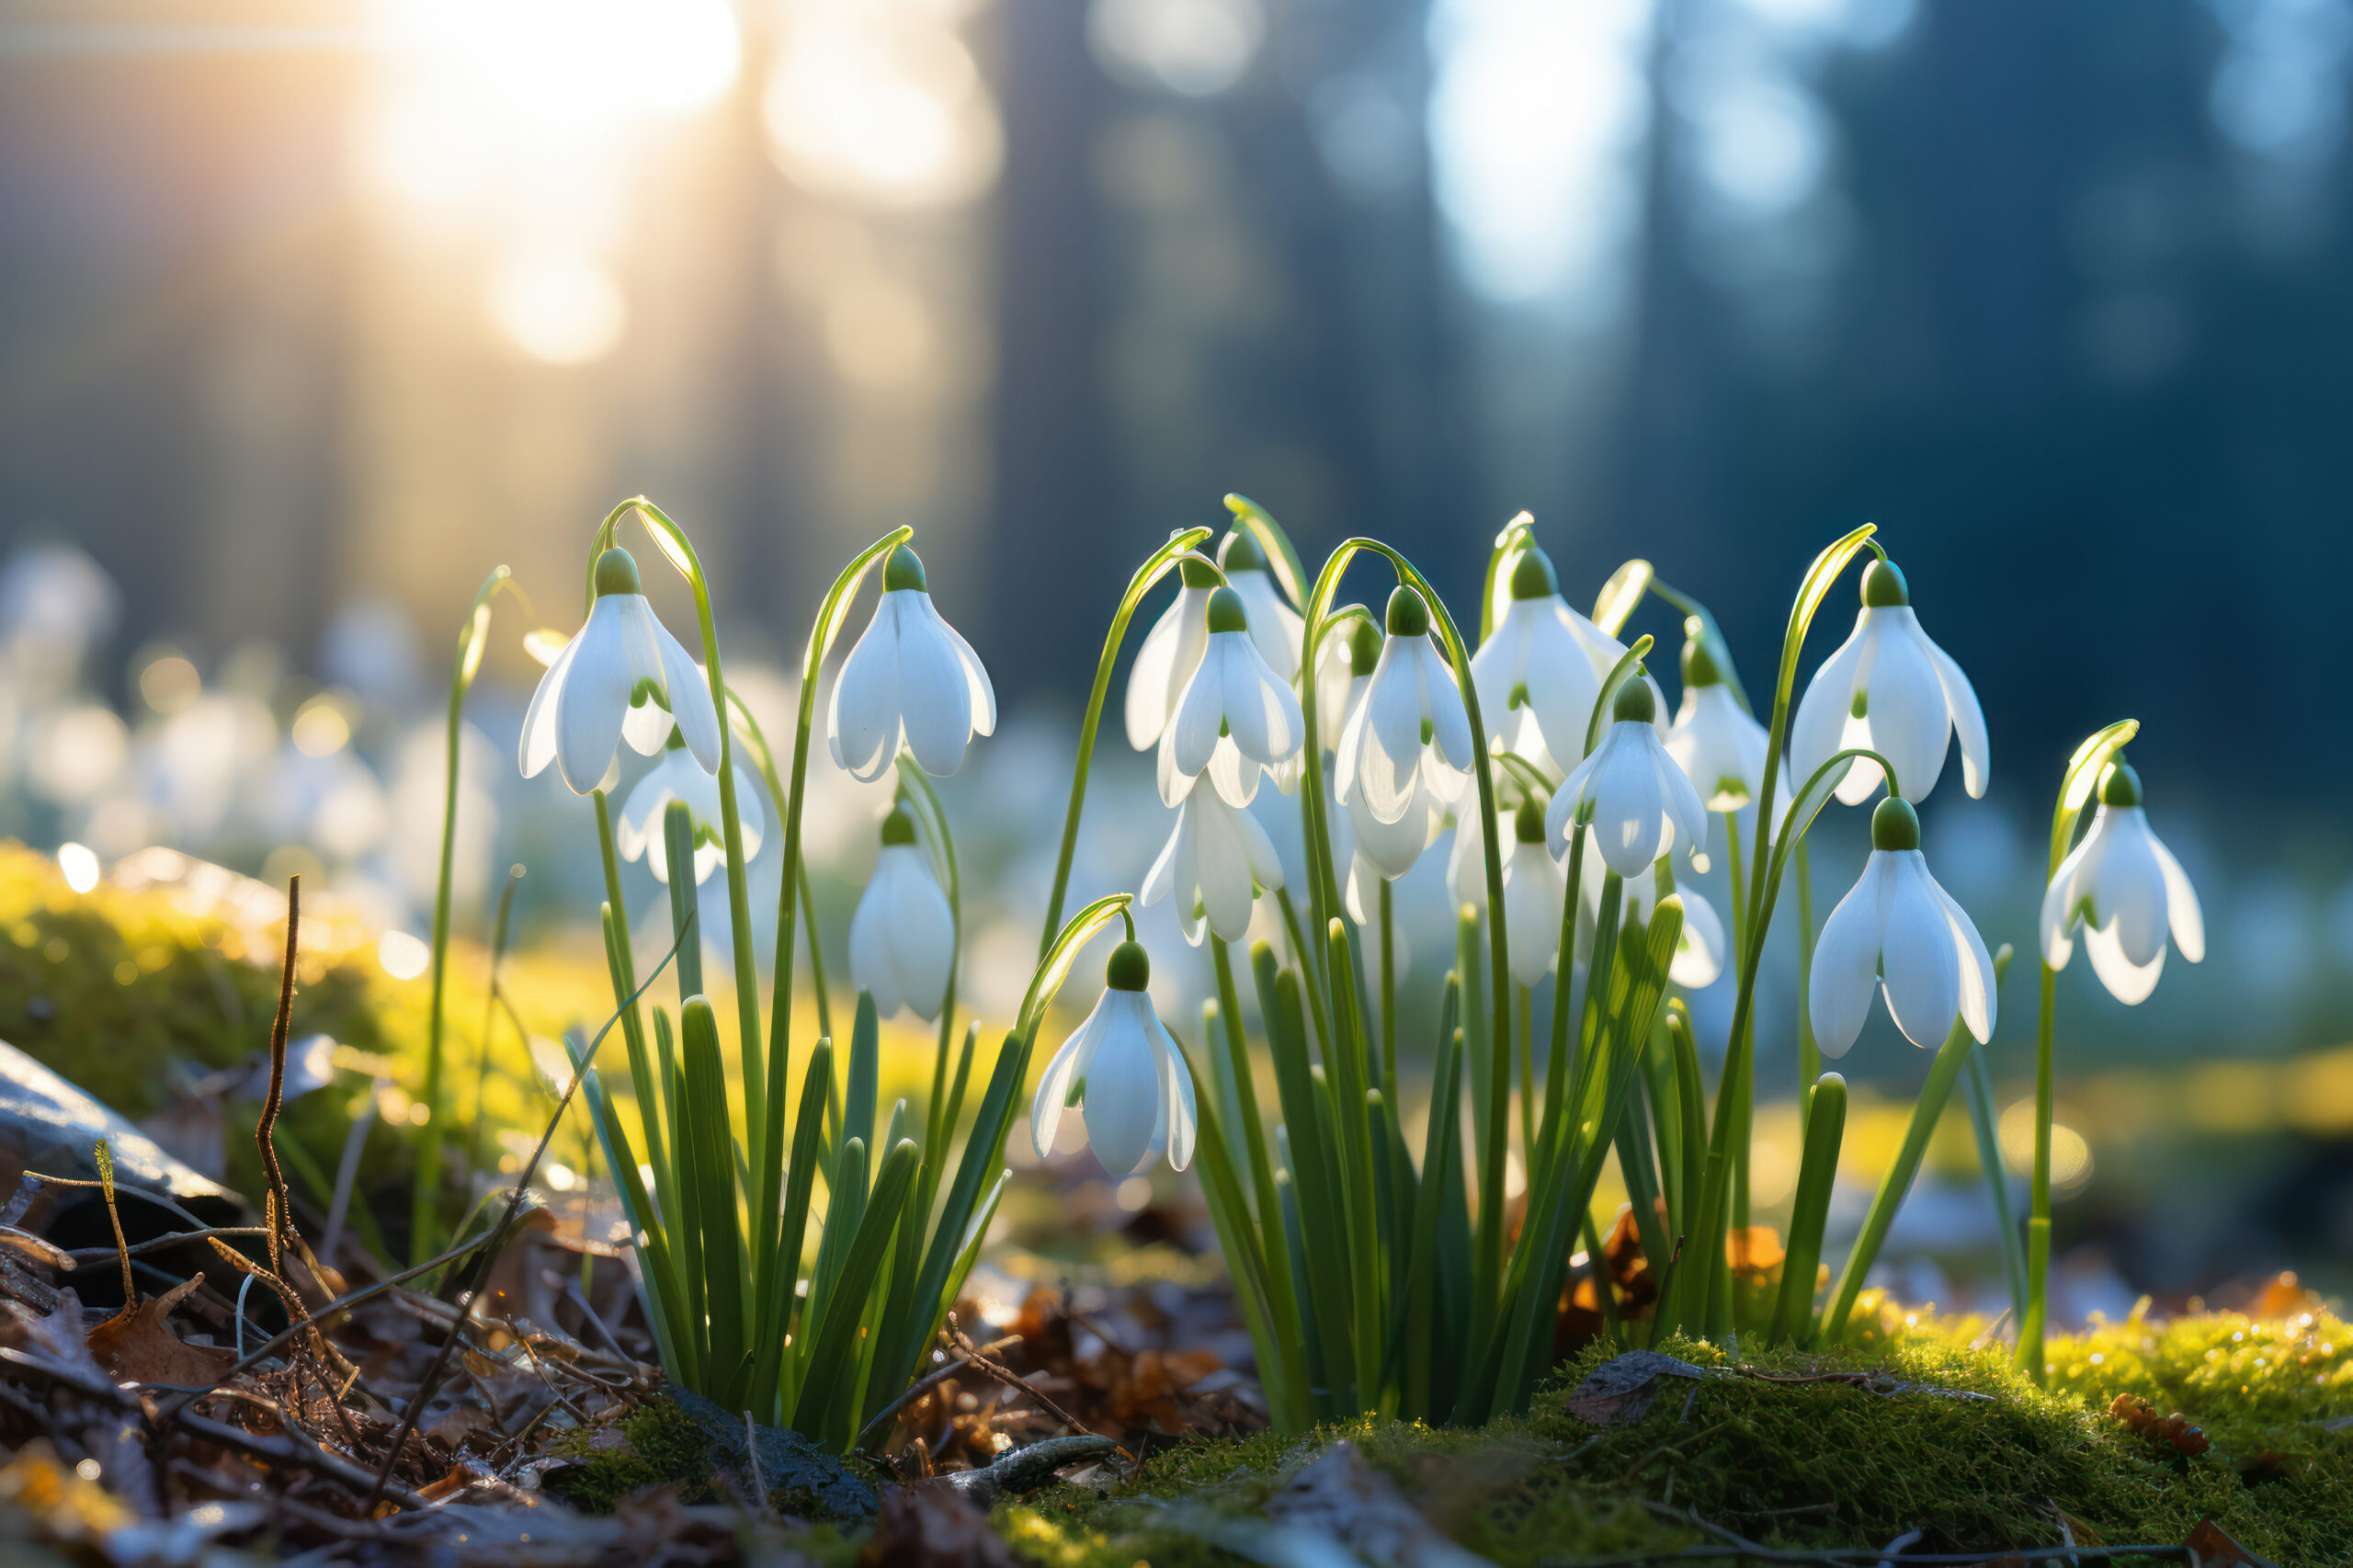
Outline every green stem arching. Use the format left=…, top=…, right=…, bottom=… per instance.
left=1036, top=528, right=1214, bottom=957
left=752, top=526, right=913, bottom=1363
left=597, top=499, right=768, bottom=1177
left=2018, top=718, right=2136, bottom=1385
left=1295, top=538, right=1512, bottom=1365
left=1681, top=525, right=1880, bottom=1346
left=413, top=564, right=512, bottom=1263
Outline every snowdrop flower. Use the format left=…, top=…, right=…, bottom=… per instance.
left=2039, top=761, right=2203, bottom=1004
left=1141, top=786, right=1285, bottom=946
left=1125, top=556, right=1222, bottom=750
left=828, top=544, right=996, bottom=781
left=1448, top=799, right=1503, bottom=916
left=1665, top=625, right=1769, bottom=812
left=849, top=805, right=956, bottom=1021
left=1812, top=796, right=1997, bottom=1055
left=1471, top=545, right=1660, bottom=770
left=1580, top=858, right=1728, bottom=990
left=1324, top=778, right=1393, bottom=926
left=1310, top=612, right=1381, bottom=756
left=1220, top=528, right=1305, bottom=683
left=520, top=548, right=722, bottom=794
left=1336, top=586, right=1472, bottom=829
left=1790, top=559, right=1987, bottom=806
left=1158, top=587, right=1306, bottom=807
left=615, top=729, right=767, bottom=885
left=1501, top=802, right=1566, bottom=986
left=1030, top=940, right=1197, bottom=1176
left=1545, top=677, right=1709, bottom=881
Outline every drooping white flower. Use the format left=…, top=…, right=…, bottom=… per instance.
left=1158, top=586, right=1306, bottom=807
left=1545, top=677, right=1709, bottom=881
left=1580, top=858, right=1728, bottom=990
left=1470, top=544, right=1661, bottom=771
left=1220, top=527, right=1305, bottom=684
left=1790, top=558, right=1988, bottom=806
left=1324, top=776, right=1394, bottom=926
left=1811, top=797, right=1997, bottom=1055
left=2039, top=761, right=2203, bottom=1005
left=1310, top=611, right=1381, bottom=756
left=1336, top=585, right=1473, bottom=830
left=1448, top=799, right=1502, bottom=916
left=615, top=729, right=767, bottom=885
left=1141, top=787, right=1285, bottom=946
left=1665, top=625, right=1769, bottom=812
left=1029, top=940, right=1197, bottom=1175
left=1501, top=801, right=1566, bottom=987
left=828, top=545, right=997, bottom=781
left=848, top=805, right=956, bottom=1021
left=520, top=547, right=722, bottom=795
left=1125, top=556, right=1222, bottom=750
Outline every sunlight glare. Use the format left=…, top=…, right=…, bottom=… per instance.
left=486, top=252, right=629, bottom=365
left=765, top=15, right=1003, bottom=208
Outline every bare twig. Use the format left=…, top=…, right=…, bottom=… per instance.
left=944, top=1313, right=1125, bottom=1460
left=359, top=916, right=688, bottom=1516
left=853, top=1329, right=1024, bottom=1453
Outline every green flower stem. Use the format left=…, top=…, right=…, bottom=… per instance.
left=722, top=691, right=832, bottom=1045
left=1539, top=823, right=1590, bottom=1155
left=1962, top=1045, right=2029, bottom=1324
left=1035, top=528, right=1213, bottom=957
left=1297, top=538, right=1509, bottom=1366
left=1684, top=524, right=1879, bottom=1349
left=1211, top=934, right=1300, bottom=1369
left=755, top=526, right=912, bottom=1360
left=597, top=500, right=767, bottom=1176
left=892, top=755, right=961, bottom=1215
left=2018, top=719, right=2136, bottom=1385
left=1516, top=984, right=1535, bottom=1158
left=1722, top=810, right=1752, bottom=1232
left=1795, top=838, right=1822, bottom=1120
left=412, top=564, right=511, bottom=1263
left=1379, top=878, right=1396, bottom=1102
left=1276, top=886, right=1334, bottom=1056
left=1824, top=947, right=2013, bottom=1343
left=590, top=789, right=653, bottom=1119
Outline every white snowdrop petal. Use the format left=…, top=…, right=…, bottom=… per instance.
left=1167, top=653, right=1227, bottom=783
left=1206, top=737, right=1263, bottom=807
left=2038, top=837, right=2089, bottom=972
left=1155, top=725, right=1199, bottom=806
left=1596, top=729, right=1665, bottom=878
left=1789, top=615, right=1867, bottom=802
left=930, top=599, right=997, bottom=738
left=1656, top=742, right=1711, bottom=853
left=1125, top=596, right=1192, bottom=751
left=1332, top=686, right=1370, bottom=804
left=891, top=596, right=976, bottom=777
left=1152, top=1012, right=1199, bottom=1172
left=1879, top=853, right=1963, bottom=1050
left=1232, top=572, right=1303, bottom=683
left=1420, top=642, right=1475, bottom=771
left=1810, top=854, right=1890, bottom=1059
left=1925, top=868, right=1997, bottom=1041
left=1234, top=798, right=1286, bottom=892
left=653, top=619, right=722, bottom=773
left=1502, top=841, right=1564, bottom=986
left=1925, top=632, right=1989, bottom=799
left=519, top=634, right=576, bottom=781
left=828, top=600, right=903, bottom=782
left=1140, top=815, right=1185, bottom=915
left=1523, top=605, right=1608, bottom=767
left=1865, top=609, right=1953, bottom=805
left=1547, top=748, right=1602, bottom=855
left=2152, top=830, right=2203, bottom=963
left=850, top=864, right=904, bottom=1018
left=1085, top=1002, right=1164, bottom=1176
left=2085, top=920, right=2166, bottom=1005
left=2096, top=810, right=2173, bottom=969
left=891, top=848, right=958, bottom=1019
left=1358, top=647, right=1424, bottom=824
left=1029, top=1003, right=1107, bottom=1159
left=554, top=601, right=635, bottom=795
left=1668, top=887, right=1726, bottom=989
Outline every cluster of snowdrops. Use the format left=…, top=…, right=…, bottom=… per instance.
left=427, top=496, right=2204, bottom=1443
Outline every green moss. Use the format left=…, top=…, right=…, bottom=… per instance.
left=545, top=1394, right=716, bottom=1511
left=998, top=1310, right=2353, bottom=1568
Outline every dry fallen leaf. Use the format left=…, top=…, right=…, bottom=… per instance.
left=88, top=1274, right=235, bottom=1390
left=859, top=1483, right=1026, bottom=1568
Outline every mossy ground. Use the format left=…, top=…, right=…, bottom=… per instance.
left=1001, top=1297, right=2353, bottom=1566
